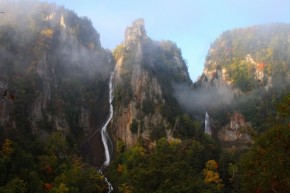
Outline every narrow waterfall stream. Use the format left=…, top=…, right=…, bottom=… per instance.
left=205, top=111, right=212, bottom=135
left=101, top=71, right=114, bottom=167
left=99, top=71, right=115, bottom=192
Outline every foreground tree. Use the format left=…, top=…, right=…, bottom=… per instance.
left=240, top=125, right=290, bottom=192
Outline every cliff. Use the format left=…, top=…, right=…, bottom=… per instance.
left=112, top=19, right=192, bottom=146
left=198, top=23, right=290, bottom=91
left=195, top=23, right=290, bottom=143
left=0, top=1, right=114, bottom=152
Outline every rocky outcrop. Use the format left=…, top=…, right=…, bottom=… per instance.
left=218, top=112, right=253, bottom=143
left=124, top=19, right=147, bottom=50
left=200, top=53, right=272, bottom=88
left=115, top=103, right=138, bottom=146
left=113, top=20, right=165, bottom=146
left=113, top=19, right=191, bottom=146
left=245, top=54, right=272, bottom=89
left=200, top=67, right=232, bottom=86
left=198, top=24, right=290, bottom=93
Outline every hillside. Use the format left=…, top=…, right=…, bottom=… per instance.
left=200, top=23, right=290, bottom=90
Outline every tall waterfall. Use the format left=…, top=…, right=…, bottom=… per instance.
left=100, top=71, right=115, bottom=192
left=205, top=111, right=212, bottom=135
left=101, top=71, right=114, bottom=166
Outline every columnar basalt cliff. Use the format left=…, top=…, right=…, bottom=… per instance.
left=113, top=19, right=192, bottom=146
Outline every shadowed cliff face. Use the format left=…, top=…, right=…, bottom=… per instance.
left=0, top=1, right=114, bottom=151
left=113, top=19, right=192, bottom=147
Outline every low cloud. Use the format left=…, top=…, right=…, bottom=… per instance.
left=0, top=0, right=113, bottom=81
left=173, top=84, right=234, bottom=112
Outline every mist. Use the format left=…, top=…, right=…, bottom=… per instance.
left=173, top=83, right=234, bottom=112
left=0, top=0, right=113, bottom=81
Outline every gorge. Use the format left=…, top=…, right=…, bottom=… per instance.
left=0, top=1, right=289, bottom=193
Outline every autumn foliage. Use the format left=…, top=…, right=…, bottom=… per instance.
left=40, top=28, right=54, bottom=39
left=1, top=139, right=14, bottom=158
left=203, top=160, right=224, bottom=190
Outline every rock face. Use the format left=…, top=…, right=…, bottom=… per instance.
left=195, top=24, right=290, bottom=144
left=218, top=112, right=252, bottom=143
left=198, top=24, right=290, bottom=92
left=0, top=2, right=114, bottom=148
left=199, top=54, right=272, bottom=92
left=113, top=19, right=191, bottom=146
left=124, top=19, right=147, bottom=49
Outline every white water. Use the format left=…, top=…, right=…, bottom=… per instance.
left=100, top=71, right=115, bottom=192
left=99, top=170, right=113, bottom=193
left=101, top=71, right=114, bottom=166
left=205, top=111, right=212, bottom=135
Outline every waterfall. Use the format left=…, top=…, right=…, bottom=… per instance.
left=100, top=71, right=115, bottom=192
left=205, top=111, right=212, bottom=135
left=101, top=71, right=114, bottom=167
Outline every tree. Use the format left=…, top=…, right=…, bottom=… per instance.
left=50, top=183, right=69, bottom=193
left=1, top=139, right=14, bottom=159
left=119, top=183, right=133, bottom=193
left=239, top=92, right=290, bottom=192
left=0, top=177, right=28, bottom=193
left=239, top=125, right=290, bottom=193
left=40, top=28, right=54, bottom=39
left=203, top=160, right=224, bottom=190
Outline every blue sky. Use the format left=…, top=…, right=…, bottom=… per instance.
left=44, top=0, right=290, bottom=81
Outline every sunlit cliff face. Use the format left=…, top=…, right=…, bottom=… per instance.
left=113, top=19, right=192, bottom=146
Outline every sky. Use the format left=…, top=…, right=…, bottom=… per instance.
left=43, top=0, right=290, bottom=82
